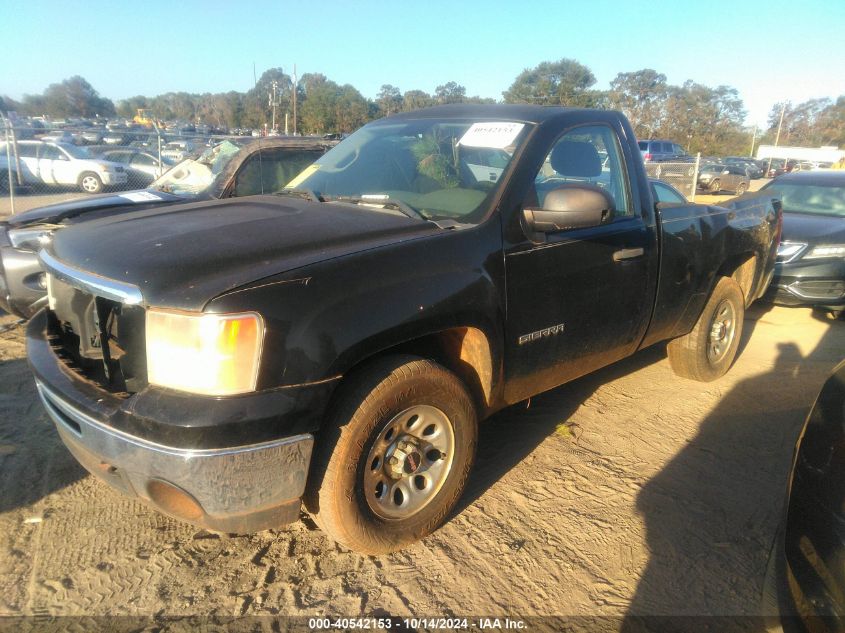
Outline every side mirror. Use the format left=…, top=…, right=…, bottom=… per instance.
left=523, top=184, right=614, bottom=234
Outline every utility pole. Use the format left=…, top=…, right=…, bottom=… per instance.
left=749, top=125, right=757, bottom=158
left=269, top=80, right=279, bottom=133
left=292, top=64, right=298, bottom=136
left=767, top=103, right=787, bottom=177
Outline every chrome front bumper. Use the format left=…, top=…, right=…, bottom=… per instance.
left=36, top=379, right=314, bottom=533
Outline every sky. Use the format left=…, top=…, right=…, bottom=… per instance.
left=2, top=0, right=844, bottom=128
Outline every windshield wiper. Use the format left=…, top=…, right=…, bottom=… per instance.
left=328, top=195, right=428, bottom=222
left=277, top=188, right=323, bottom=203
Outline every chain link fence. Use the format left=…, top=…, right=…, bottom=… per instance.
left=0, top=115, right=264, bottom=218
left=643, top=155, right=701, bottom=201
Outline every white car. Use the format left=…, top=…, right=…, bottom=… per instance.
left=0, top=141, right=128, bottom=193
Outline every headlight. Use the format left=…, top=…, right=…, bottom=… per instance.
left=146, top=309, right=264, bottom=395
left=804, top=245, right=845, bottom=260
left=8, top=227, right=53, bottom=251
left=777, top=241, right=807, bottom=263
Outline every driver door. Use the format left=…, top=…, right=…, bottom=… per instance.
left=503, top=124, right=657, bottom=403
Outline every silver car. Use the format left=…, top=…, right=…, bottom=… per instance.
left=697, top=163, right=750, bottom=194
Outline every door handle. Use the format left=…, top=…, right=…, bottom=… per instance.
left=613, top=247, right=645, bottom=262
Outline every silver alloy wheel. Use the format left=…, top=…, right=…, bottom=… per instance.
left=708, top=298, right=736, bottom=364
left=363, top=405, right=455, bottom=520
left=81, top=174, right=101, bottom=193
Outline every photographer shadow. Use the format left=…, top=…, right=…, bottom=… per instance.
left=622, top=308, right=845, bottom=629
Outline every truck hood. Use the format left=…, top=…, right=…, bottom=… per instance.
left=48, top=195, right=438, bottom=310
left=6, top=189, right=188, bottom=227
left=782, top=211, right=845, bottom=244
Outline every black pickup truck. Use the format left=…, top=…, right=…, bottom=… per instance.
left=26, top=105, right=781, bottom=554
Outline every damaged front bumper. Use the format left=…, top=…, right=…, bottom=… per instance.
left=27, top=310, right=319, bottom=533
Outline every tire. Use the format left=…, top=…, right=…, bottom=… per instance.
left=736, top=182, right=748, bottom=195
left=304, top=356, right=477, bottom=554
left=709, top=179, right=721, bottom=193
left=78, top=172, right=103, bottom=194
left=667, top=277, right=745, bottom=382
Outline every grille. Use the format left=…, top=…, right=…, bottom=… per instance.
left=789, top=280, right=845, bottom=301
left=46, top=273, right=147, bottom=394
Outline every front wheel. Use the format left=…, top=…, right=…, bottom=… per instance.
left=709, top=179, right=721, bottom=193
left=305, top=356, right=477, bottom=554
left=736, top=181, right=748, bottom=195
left=667, top=277, right=745, bottom=382
left=78, top=172, right=103, bottom=194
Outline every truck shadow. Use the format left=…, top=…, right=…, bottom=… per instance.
left=0, top=357, right=86, bottom=514
left=621, top=310, right=845, bottom=624
left=457, top=300, right=774, bottom=517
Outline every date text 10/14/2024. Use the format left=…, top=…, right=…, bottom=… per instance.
left=307, top=617, right=527, bottom=630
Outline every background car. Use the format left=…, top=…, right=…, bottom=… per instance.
left=763, top=359, right=845, bottom=628
left=0, top=137, right=336, bottom=317
left=638, top=139, right=692, bottom=163
left=697, top=163, right=750, bottom=194
left=0, top=140, right=127, bottom=193
left=761, top=171, right=845, bottom=316
left=724, top=156, right=764, bottom=179
left=651, top=178, right=688, bottom=204
left=97, top=148, right=176, bottom=188
left=38, top=130, right=77, bottom=145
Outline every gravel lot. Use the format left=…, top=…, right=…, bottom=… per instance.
left=1, top=303, right=843, bottom=627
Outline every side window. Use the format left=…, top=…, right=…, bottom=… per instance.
left=533, top=125, right=631, bottom=217
left=234, top=149, right=325, bottom=197
left=653, top=181, right=686, bottom=204
left=106, top=152, right=129, bottom=164
left=672, top=144, right=686, bottom=155
left=16, top=144, right=38, bottom=158
left=39, top=145, right=62, bottom=160
left=130, top=153, right=156, bottom=167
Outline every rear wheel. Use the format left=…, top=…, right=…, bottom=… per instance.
left=736, top=181, right=748, bottom=195
left=78, top=172, right=103, bottom=194
left=667, top=277, right=745, bottom=382
left=305, top=356, right=477, bottom=554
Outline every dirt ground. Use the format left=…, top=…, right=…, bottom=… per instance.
left=1, top=301, right=843, bottom=628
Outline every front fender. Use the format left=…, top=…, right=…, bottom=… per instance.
left=207, top=218, right=506, bottom=392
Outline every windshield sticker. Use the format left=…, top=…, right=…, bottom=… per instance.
left=458, top=122, right=525, bottom=149
left=119, top=191, right=163, bottom=203
left=286, top=164, right=321, bottom=189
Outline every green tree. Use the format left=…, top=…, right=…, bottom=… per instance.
left=659, top=81, right=746, bottom=155
left=33, top=76, right=115, bottom=118
left=115, top=95, right=150, bottom=119
left=503, top=58, right=600, bottom=107
left=336, top=85, right=372, bottom=132
left=376, top=84, right=402, bottom=116
left=815, top=96, right=845, bottom=146
left=435, top=82, right=466, bottom=104
left=0, top=95, right=22, bottom=115
left=608, top=69, right=667, bottom=138
left=300, top=77, right=341, bottom=133
left=402, top=89, right=434, bottom=111
left=767, top=97, right=845, bottom=147
left=243, top=67, right=294, bottom=129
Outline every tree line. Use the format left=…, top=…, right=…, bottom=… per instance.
left=2, top=60, right=843, bottom=156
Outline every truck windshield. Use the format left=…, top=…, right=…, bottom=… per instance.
left=285, top=118, right=530, bottom=223
left=762, top=182, right=845, bottom=217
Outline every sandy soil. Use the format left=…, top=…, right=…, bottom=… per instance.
left=1, top=302, right=843, bottom=627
